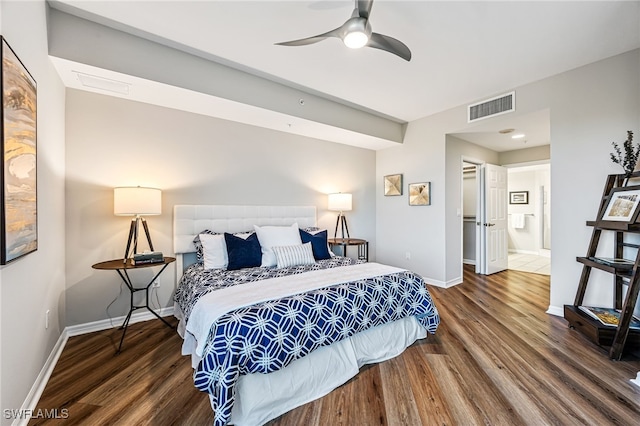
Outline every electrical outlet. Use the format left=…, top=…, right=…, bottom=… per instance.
left=45, top=310, right=50, bottom=329
left=152, top=280, right=160, bottom=288
left=405, top=252, right=411, bottom=260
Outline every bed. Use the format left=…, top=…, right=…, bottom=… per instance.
left=173, top=205, right=440, bottom=426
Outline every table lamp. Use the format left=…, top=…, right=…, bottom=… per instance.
left=328, top=193, right=352, bottom=239
left=114, top=186, right=161, bottom=261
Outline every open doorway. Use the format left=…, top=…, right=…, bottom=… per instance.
left=455, top=109, right=551, bottom=276
left=462, top=161, right=479, bottom=267
left=506, top=162, right=551, bottom=275
left=461, top=160, right=550, bottom=275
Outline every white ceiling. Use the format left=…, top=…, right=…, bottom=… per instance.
left=49, top=0, right=640, bottom=150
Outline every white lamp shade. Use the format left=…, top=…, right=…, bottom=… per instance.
left=328, top=193, right=352, bottom=212
left=114, top=187, right=162, bottom=216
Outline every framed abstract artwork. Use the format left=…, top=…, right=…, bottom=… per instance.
left=409, top=182, right=430, bottom=206
left=1, top=36, right=37, bottom=264
left=384, top=173, right=402, bottom=196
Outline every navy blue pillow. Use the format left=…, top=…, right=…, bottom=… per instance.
left=224, top=232, right=262, bottom=270
left=299, top=229, right=331, bottom=260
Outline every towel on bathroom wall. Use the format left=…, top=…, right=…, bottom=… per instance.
left=512, top=213, right=525, bottom=229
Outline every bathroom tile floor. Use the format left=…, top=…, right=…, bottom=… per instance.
left=508, top=253, right=550, bottom=275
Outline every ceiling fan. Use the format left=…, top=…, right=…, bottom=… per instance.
left=275, top=0, right=411, bottom=61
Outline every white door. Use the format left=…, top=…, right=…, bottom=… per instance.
left=476, top=163, right=508, bottom=274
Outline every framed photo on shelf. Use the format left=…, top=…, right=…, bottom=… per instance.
left=409, top=182, right=430, bottom=206
left=384, top=174, right=402, bottom=196
left=600, top=186, right=640, bottom=223
left=509, top=191, right=529, bottom=204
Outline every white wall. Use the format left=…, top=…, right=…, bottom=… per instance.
left=0, top=1, right=67, bottom=422
left=377, top=49, right=640, bottom=314
left=65, top=89, right=376, bottom=325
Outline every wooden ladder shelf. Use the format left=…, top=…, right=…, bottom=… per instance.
left=565, top=172, right=640, bottom=360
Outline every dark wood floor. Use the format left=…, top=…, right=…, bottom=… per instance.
left=32, top=265, right=640, bottom=425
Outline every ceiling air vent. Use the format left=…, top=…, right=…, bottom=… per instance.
left=468, top=91, right=515, bottom=123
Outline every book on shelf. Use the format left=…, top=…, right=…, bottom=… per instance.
left=578, top=306, right=640, bottom=330
left=587, top=257, right=635, bottom=270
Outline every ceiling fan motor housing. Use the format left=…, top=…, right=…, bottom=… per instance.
left=341, top=17, right=372, bottom=48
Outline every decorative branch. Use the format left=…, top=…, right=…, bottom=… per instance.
left=610, top=131, right=638, bottom=177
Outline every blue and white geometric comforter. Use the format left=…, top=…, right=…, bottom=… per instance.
left=175, top=258, right=440, bottom=426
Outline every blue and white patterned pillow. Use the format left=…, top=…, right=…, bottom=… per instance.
left=272, top=242, right=316, bottom=268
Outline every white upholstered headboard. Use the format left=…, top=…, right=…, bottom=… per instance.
left=173, top=205, right=317, bottom=279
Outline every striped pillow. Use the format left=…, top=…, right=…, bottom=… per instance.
left=272, top=242, right=316, bottom=268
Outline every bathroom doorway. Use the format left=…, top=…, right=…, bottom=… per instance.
left=506, top=162, right=550, bottom=275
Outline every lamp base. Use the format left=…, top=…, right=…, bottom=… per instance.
left=123, top=216, right=155, bottom=262
left=334, top=213, right=350, bottom=239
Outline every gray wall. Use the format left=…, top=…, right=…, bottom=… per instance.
left=545, top=50, right=639, bottom=313
left=377, top=49, right=640, bottom=313
left=65, top=90, right=376, bottom=325
left=499, top=144, right=551, bottom=165
left=0, top=1, right=67, bottom=421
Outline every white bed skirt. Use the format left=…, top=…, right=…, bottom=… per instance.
left=226, top=316, right=427, bottom=425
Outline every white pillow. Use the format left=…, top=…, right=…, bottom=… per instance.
left=199, top=233, right=228, bottom=269
left=273, top=243, right=316, bottom=268
left=254, top=223, right=302, bottom=267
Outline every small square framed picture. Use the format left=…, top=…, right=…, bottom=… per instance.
left=601, top=187, right=640, bottom=223
left=409, top=182, right=430, bottom=206
left=384, top=174, right=403, bottom=196
left=509, top=191, right=528, bottom=205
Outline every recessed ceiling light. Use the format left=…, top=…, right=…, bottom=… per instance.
left=499, top=128, right=515, bottom=134
left=512, top=134, right=525, bottom=139
left=75, top=72, right=130, bottom=95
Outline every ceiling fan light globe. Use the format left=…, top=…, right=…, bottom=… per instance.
left=343, top=31, right=368, bottom=48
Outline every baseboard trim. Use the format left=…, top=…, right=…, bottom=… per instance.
left=423, top=276, right=462, bottom=288
left=546, top=305, right=564, bottom=317
left=13, top=329, right=69, bottom=426
left=66, top=306, right=174, bottom=337
left=14, top=307, right=174, bottom=426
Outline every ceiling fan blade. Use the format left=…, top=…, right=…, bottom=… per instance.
left=368, top=32, right=412, bottom=61
left=275, top=28, right=341, bottom=47
left=357, top=0, right=374, bottom=19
